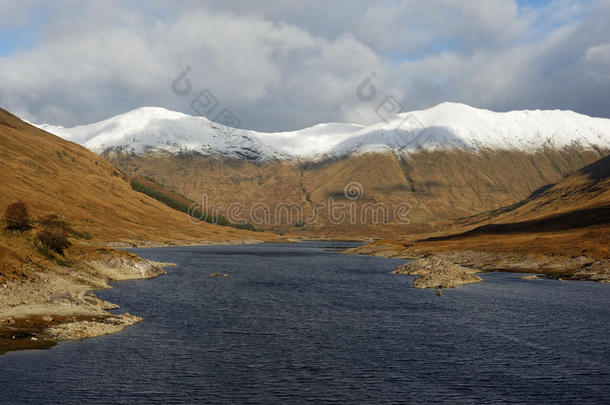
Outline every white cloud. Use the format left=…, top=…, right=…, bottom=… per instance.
left=0, top=0, right=609, bottom=129
left=585, top=43, right=610, bottom=81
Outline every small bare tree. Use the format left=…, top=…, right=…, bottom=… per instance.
left=4, top=201, right=31, bottom=231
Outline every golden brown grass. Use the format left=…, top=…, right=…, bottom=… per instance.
left=107, top=147, right=607, bottom=237
left=368, top=155, right=610, bottom=261
left=0, top=108, right=273, bottom=243
left=0, top=108, right=277, bottom=280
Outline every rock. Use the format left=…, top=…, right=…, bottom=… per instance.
left=209, top=273, right=229, bottom=277
left=42, top=315, right=53, bottom=322
left=2, top=316, right=16, bottom=325
left=133, top=261, right=166, bottom=278
left=89, top=256, right=167, bottom=280
left=392, top=255, right=483, bottom=289
left=41, top=313, right=142, bottom=341
left=435, top=289, right=442, bottom=296
left=521, top=275, right=540, bottom=280
left=568, top=260, right=610, bottom=283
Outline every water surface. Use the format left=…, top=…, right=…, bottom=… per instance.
left=1, top=242, right=609, bottom=404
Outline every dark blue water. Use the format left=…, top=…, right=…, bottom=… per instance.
left=1, top=242, right=609, bottom=404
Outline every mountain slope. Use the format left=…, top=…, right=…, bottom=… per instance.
left=440, top=154, right=610, bottom=237
left=350, top=154, right=610, bottom=279
left=0, top=108, right=266, bottom=243
left=485, top=154, right=610, bottom=223
left=0, top=108, right=273, bottom=353
left=423, top=153, right=610, bottom=259
left=106, top=146, right=607, bottom=236
left=37, top=103, right=610, bottom=159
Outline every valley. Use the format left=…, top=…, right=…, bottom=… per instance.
left=3, top=2, right=610, bottom=402
left=349, top=155, right=610, bottom=282
left=0, top=108, right=275, bottom=353
left=1, top=101, right=609, bottom=354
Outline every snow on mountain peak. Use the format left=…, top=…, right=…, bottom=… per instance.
left=34, top=103, right=610, bottom=160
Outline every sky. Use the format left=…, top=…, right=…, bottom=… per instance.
left=0, top=0, right=609, bottom=131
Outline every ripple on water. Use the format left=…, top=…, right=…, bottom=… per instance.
left=1, top=242, right=609, bottom=404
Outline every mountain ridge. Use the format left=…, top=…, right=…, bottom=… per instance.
left=35, top=102, right=610, bottom=160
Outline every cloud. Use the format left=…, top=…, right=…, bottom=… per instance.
left=0, top=0, right=609, bottom=130
left=0, top=0, right=40, bottom=29
left=359, top=0, right=529, bottom=55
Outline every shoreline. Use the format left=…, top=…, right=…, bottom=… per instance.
left=4, top=238, right=607, bottom=356
left=108, top=236, right=368, bottom=249
left=0, top=246, right=173, bottom=355
left=344, top=242, right=610, bottom=284
left=0, top=238, right=354, bottom=355
left=0, top=236, right=287, bottom=356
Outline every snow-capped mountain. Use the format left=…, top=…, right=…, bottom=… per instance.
left=36, top=103, right=610, bottom=160
left=36, top=107, right=280, bottom=160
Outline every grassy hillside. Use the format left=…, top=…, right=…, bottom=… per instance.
left=417, top=155, right=610, bottom=257
left=0, top=108, right=277, bottom=353
left=0, top=108, right=273, bottom=280
left=130, top=176, right=257, bottom=231
left=107, top=146, right=607, bottom=237
left=0, top=108, right=267, bottom=243
left=361, top=154, right=610, bottom=266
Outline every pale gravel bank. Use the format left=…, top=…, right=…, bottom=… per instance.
left=345, top=244, right=610, bottom=284
left=0, top=251, right=171, bottom=352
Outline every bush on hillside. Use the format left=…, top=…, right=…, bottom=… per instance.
left=4, top=201, right=31, bottom=231
left=37, top=224, right=71, bottom=255
left=38, top=213, right=71, bottom=232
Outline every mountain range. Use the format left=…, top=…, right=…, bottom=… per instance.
left=1, top=103, right=608, bottom=353
left=36, top=102, right=610, bottom=160
left=33, top=103, right=610, bottom=235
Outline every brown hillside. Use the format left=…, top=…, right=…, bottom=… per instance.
left=0, top=108, right=269, bottom=244
left=353, top=155, right=610, bottom=279
left=484, top=154, right=610, bottom=223
left=107, top=146, right=607, bottom=237
left=0, top=109, right=275, bottom=353
left=417, top=155, right=610, bottom=258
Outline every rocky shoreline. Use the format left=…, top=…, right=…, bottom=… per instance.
left=0, top=250, right=170, bottom=354
left=346, top=243, right=610, bottom=285
left=0, top=236, right=285, bottom=355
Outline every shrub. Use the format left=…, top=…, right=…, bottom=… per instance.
left=37, top=225, right=71, bottom=255
left=234, top=223, right=258, bottom=231
left=4, top=201, right=31, bottom=231
left=38, top=213, right=71, bottom=232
